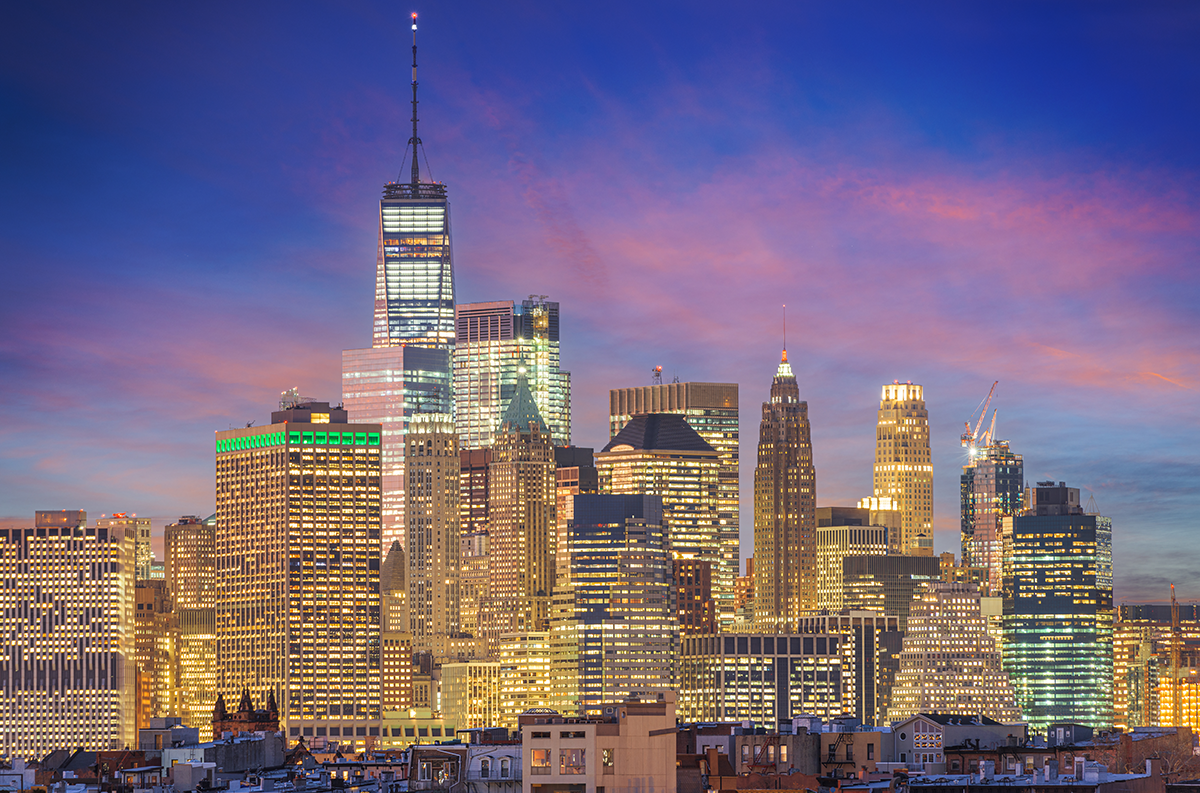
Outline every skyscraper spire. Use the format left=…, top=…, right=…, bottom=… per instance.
left=782, top=303, right=787, bottom=362
left=409, top=12, right=421, bottom=187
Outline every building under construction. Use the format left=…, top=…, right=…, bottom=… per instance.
left=1114, top=596, right=1200, bottom=731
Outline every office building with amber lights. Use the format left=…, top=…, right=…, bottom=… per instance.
left=961, top=440, right=1023, bottom=594
left=441, top=661, right=501, bottom=729
left=815, top=507, right=890, bottom=612
left=165, top=515, right=218, bottom=730
left=99, top=513, right=153, bottom=580
left=841, top=554, right=942, bottom=631
left=1001, top=482, right=1114, bottom=733
left=1113, top=603, right=1200, bottom=731
left=873, top=383, right=933, bottom=555
left=610, top=382, right=739, bottom=626
left=550, top=494, right=676, bottom=715
left=675, top=557, right=717, bottom=634
left=485, top=378, right=556, bottom=642
left=459, top=449, right=491, bottom=641
left=134, top=580, right=176, bottom=729
left=215, top=401, right=381, bottom=748
left=888, top=581, right=1019, bottom=725
left=454, top=298, right=571, bottom=448
left=0, top=511, right=136, bottom=758
left=498, top=631, right=553, bottom=729
left=734, top=558, right=755, bottom=625
left=405, top=413, right=460, bottom=651
left=754, top=351, right=817, bottom=631
left=597, top=413, right=720, bottom=625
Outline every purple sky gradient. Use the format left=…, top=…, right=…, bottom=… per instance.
left=1, top=2, right=1197, bottom=601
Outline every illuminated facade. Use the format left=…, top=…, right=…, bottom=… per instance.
left=99, top=513, right=153, bottom=580
left=135, top=580, right=176, bottom=729
left=873, top=383, right=933, bottom=555
left=485, top=378, right=556, bottom=642
left=550, top=494, right=676, bottom=715
left=0, top=510, right=136, bottom=758
left=215, top=401, right=382, bottom=748
left=678, top=631, right=847, bottom=728
left=441, top=661, right=501, bottom=730
left=459, top=449, right=491, bottom=641
left=841, top=554, right=942, bottom=631
left=887, top=582, right=1020, bottom=725
left=1001, top=482, right=1114, bottom=732
left=405, top=413, right=460, bottom=651
left=498, top=631, right=552, bottom=729
left=795, top=611, right=904, bottom=726
left=454, top=298, right=571, bottom=448
left=754, top=351, right=817, bottom=630
left=597, top=413, right=721, bottom=630
left=342, top=345, right=452, bottom=551
left=675, top=557, right=717, bottom=634
left=814, top=507, right=890, bottom=612
left=960, top=441, right=1023, bottom=594
left=1113, top=603, right=1200, bottom=731
left=610, top=382, right=739, bottom=626
left=165, top=515, right=218, bottom=731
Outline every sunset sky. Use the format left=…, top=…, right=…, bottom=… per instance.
left=2, top=2, right=1197, bottom=601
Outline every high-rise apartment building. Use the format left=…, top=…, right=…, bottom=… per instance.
left=610, top=382, right=738, bottom=625
left=99, top=513, right=153, bottom=580
left=597, top=413, right=721, bottom=625
left=440, top=662, right=501, bottom=730
left=405, top=413, right=460, bottom=651
left=961, top=440, right=1023, bottom=594
left=215, top=401, right=382, bottom=747
left=550, top=494, right=676, bottom=715
left=873, top=382, right=933, bottom=554
left=455, top=298, right=571, bottom=448
left=165, top=515, right=217, bottom=731
left=814, top=507, right=890, bottom=612
left=1002, top=482, right=1114, bottom=732
left=485, top=379, right=556, bottom=642
left=342, top=346, right=452, bottom=551
left=888, top=582, right=1019, bottom=724
left=753, top=351, right=816, bottom=631
left=134, top=580, right=176, bottom=729
left=498, top=631, right=552, bottom=729
left=0, top=511, right=136, bottom=757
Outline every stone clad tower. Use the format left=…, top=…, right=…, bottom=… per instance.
left=753, top=349, right=816, bottom=631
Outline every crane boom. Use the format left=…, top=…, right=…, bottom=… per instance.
left=961, top=381, right=998, bottom=454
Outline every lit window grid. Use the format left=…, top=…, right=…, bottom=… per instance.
left=873, top=385, right=933, bottom=552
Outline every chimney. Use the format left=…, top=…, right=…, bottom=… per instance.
left=706, top=747, right=719, bottom=778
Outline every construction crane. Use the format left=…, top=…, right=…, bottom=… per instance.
left=961, top=381, right=998, bottom=457
left=980, top=409, right=999, bottom=448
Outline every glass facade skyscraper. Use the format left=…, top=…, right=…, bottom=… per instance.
left=1001, top=482, right=1114, bottom=732
left=961, top=440, right=1023, bottom=594
left=454, top=297, right=571, bottom=448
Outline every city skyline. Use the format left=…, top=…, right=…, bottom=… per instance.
left=1, top=3, right=1198, bottom=603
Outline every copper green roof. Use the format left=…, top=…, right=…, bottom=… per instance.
left=500, top=373, right=547, bottom=432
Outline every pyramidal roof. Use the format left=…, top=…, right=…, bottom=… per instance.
left=500, top=373, right=547, bottom=433
left=601, top=413, right=716, bottom=454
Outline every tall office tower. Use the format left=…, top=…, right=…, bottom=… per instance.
left=753, top=351, right=817, bottom=631
left=0, top=511, right=135, bottom=757
left=380, top=540, right=414, bottom=711
left=342, top=346, right=452, bottom=551
left=1113, top=603, right=1200, bottom=731
left=1002, top=481, right=1114, bottom=732
left=498, top=631, right=553, bottom=729
left=551, top=494, right=676, bottom=715
left=814, top=509, right=890, bottom=612
left=459, top=449, right=491, bottom=641
left=733, top=558, right=755, bottom=625
left=99, top=512, right=153, bottom=580
left=841, top=554, right=942, bottom=631
left=164, top=515, right=217, bottom=731
left=597, top=414, right=721, bottom=624
left=610, top=382, right=739, bottom=626
left=440, top=661, right=501, bottom=729
left=486, top=379, right=556, bottom=642
left=675, top=558, right=716, bottom=634
left=381, top=540, right=410, bottom=633
left=961, top=440, right=1023, bottom=594
left=887, top=582, right=1020, bottom=724
left=454, top=298, right=571, bottom=448
left=553, top=446, right=597, bottom=589
left=215, top=400, right=382, bottom=747
left=134, top=580, right=176, bottom=729
left=342, top=20, right=455, bottom=552
left=405, top=413, right=460, bottom=651
left=856, top=496, right=903, bottom=555
left=873, top=382, right=933, bottom=555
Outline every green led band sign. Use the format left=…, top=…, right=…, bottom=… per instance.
left=217, top=428, right=380, bottom=452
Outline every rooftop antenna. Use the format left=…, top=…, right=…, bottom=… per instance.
left=409, top=12, right=421, bottom=187
left=782, top=304, right=788, bottom=363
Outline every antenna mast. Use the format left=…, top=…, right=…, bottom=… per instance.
left=409, top=12, right=421, bottom=187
